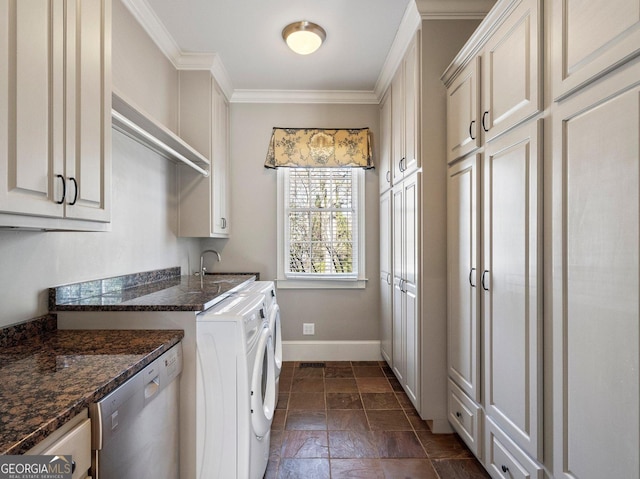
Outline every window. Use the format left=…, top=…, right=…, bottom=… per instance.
left=277, top=167, right=366, bottom=289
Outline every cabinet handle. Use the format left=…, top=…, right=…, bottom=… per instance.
left=71, top=460, right=76, bottom=473
left=481, top=270, right=490, bottom=291
left=501, top=464, right=509, bottom=474
left=399, top=157, right=406, bottom=172
left=386, top=170, right=391, bottom=183
left=221, top=217, right=227, bottom=229
left=469, top=121, right=476, bottom=140
left=386, top=272, right=391, bottom=285
left=56, top=175, right=66, bottom=204
left=482, top=111, right=489, bottom=132
left=455, top=411, right=462, bottom=418
left=468, top=267, right=476, bottom=288
left=69, top=177, right=78, bottom=205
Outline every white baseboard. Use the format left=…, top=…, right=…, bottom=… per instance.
left=282, top=340, right=383, bottom=362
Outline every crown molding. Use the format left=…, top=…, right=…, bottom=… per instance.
left=120, top=0, right=234, bottom=100
left=373, top=1, right=422, bottom=101
left=174, top=53, right=235, bottom=100
left=230, top=89, right=380, bottom=104
left=120, top=0, right=182, bottom=64
left=440, top=0, right=517, bottom=86
left=173, top=52, right=217, bottom=70
left=416, top=0, right=496, bottom=19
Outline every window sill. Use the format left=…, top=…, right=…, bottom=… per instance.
left=276, top=278, right=368, bottom=290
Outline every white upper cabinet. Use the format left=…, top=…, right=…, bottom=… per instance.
left=178, top=71, right=230, bottom=238
left=482, top=0, right=541, bottom=141
left=445, top=0, right=542, bottom=162
left=446, top=58, right=480, bottom=163
left=391, top=33, right=420, bottom=185
left=0, top=0, right=111, bottom=229
left=402, top=37, right=419, bottom=177
left=0, top=0, right=64, bottom=219
left=552, top=0, right=640, bottom=100
left=211, top=81, right=230, bottom=237
left=379, top=91, right=392, bottom=192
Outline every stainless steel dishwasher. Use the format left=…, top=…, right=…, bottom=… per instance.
left=90, top=343, right=183, bottom=479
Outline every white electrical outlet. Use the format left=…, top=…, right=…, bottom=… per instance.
left=303, top=323, right=315, bottom=335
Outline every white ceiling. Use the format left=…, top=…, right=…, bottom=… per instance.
left=124, top=0, right=495, bottom=102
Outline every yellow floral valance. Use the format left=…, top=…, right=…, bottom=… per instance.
left=264, top=128, right=374, bottom=169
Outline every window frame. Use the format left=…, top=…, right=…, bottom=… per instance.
left=277, top=167, right=367, bottom=289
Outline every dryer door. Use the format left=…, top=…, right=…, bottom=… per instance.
left=251, top=324, right=276, bottom=438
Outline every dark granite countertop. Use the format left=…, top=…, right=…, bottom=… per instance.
left=0, top=316, right=183, bottom=455
left=49, top=267, right=257, bottom=312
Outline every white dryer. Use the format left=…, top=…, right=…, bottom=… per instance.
left=233, top=282, right=282, bottom=393
left=196, top=293, right=276, bottom=479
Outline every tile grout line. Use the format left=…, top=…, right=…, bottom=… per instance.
left=274, top=362, right=487, bottom=479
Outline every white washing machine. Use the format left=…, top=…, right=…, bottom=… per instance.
left=233, top=281, right=282, bottom=394
left=196, top=293, right=276, bottom=479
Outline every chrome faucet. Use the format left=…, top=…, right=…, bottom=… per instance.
left=200, top=249, right=221, bottom=276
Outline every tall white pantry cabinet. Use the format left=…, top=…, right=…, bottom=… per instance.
left=380, top=30, right=422, bottom=413
left=444, top=0, right=640, bottom=478
left=379, top=16, right=482, bottom=431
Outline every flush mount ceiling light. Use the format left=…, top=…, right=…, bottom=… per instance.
left=282, top=21, right=326, bottom=55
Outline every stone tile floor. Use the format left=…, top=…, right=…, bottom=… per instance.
left=265, top=361, right=490, bottom=479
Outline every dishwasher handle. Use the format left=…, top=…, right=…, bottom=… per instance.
left=144, top=376, right=160, bottom=400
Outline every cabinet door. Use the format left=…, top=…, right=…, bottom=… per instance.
left=391, top=66, right=405, bottom=185
left=64, top=0, right=111, bottom=222
left=552, top=69, right=640, bottom=479
left=177, top=73, right=229, bottom=238
left=447, top=154, right=480, bottom=403
left=392, top=184, right=405, bottom=382
left=446, top=58, right=480, bottom=163
left=483, top=120, right=542, bottom=460
left=0, top=0, right=64, bottom=218
left=211, top=80, right=229, bottom=237
left=482, top=0, right=541, bottom=141
left=379, top=91, right=392, bottom=192
left=380, top=191, right=393, bottom=364
left=178, top=71, right=213, bottom=238
left=402, top=35, right=419, bottom=176
left=402, top=173, right=420, bottom=407
left=552, top=0, right=640, bottom=100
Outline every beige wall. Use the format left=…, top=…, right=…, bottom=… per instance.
left=0, top=133, right=200, bottom=327
left=201, top=103, right=381, bottom=342
left=0, top=0, right=198, bottom=328
left=112, top=0, right=179, bottom=132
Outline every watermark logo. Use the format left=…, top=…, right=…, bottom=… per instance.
left=0, top=455, right=73, bottom=479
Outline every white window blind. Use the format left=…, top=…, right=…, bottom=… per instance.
left=285, top=168, right=359, bottom=279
